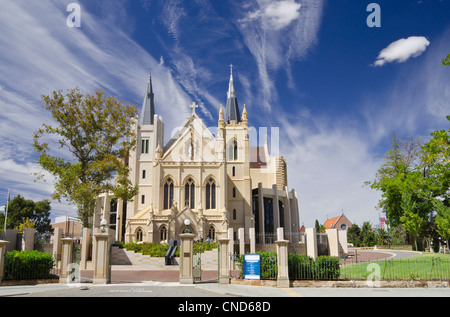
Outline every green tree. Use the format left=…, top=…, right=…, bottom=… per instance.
left=33, top=88, right=139, bottom=228
left=347, top=224, right=361, bottom=247
left=433, top=199, right=450, bottom=250
left=366, top=134, right=435, bottom=246
left=361, top=222, right=377, bottom=247
left=314, top=219, right=325, bottom=233
left=14, top=217, right=35, bottom=233
left=443, top=54, right=450, bottom=66
left=376, top=228, right=388, bottom=246
left=0, top=195, right=52, bottom=234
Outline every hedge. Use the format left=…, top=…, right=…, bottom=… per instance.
left=236, top=252, right=341, bottom=281
left=4, top=250, right=56, bottom=280
left=120, top=241, right=218, bottom=257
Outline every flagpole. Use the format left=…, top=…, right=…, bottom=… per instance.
left=4, top=189, right=10, bottom=232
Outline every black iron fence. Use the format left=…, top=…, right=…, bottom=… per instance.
left=3, top=250, right=58, bottom=281
left=230, top=251, right=450, bottom=282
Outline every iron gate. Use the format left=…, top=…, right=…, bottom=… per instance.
left=193, top=244, right=202, bottom=281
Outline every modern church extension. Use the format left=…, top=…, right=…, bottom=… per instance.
left=95, top=68, right=300, bottom=245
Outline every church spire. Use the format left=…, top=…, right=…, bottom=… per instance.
left=139, top=74, right=155, bottom=126
left=225, top=64, right=241, bottom=123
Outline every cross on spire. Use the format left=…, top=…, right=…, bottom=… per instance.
left=230, top=63, right=233, bottom=74
left=190, top=102, right=199, bottom=114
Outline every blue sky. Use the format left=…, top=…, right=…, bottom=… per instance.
left=0, top=0, right=449, bottom=228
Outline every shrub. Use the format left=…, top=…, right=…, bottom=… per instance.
left=4, top=250, right=55, bottom=280
left=313, top=255, right=340, bottom=280
left=288, top=254, right=315, bottom=280
left=236, top=251, right=278, bottom=280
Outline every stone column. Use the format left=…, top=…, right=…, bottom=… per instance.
left=59, top=238, right=75, bottom=283
left=0, top=240, right=9, bottom=283
left=179, top=233, right=195, bottom=284
left=305, top=227, right=318, bottom=260
left=53, top=227, right=63, bottom=263
left=326, top=228, right=339, bottom=257
left=92, top=232, right=111, bottom=284
left=218, top=238, right=230, bottom=284
left=22, top=228, right=36, bottom=251
left=80, top=228, right=91, bottom=270
left=238, top=227, right=245, bottom=255
left=249, top=227, right=256, bottom=254
left=275, top=239, right=289, bottom=288
left=227, top=228, right=234, bottom=259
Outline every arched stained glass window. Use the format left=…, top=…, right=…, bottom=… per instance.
left=164, top=178, right=174, bottom=210
left=185, top=178, right=195, bottom=209
left=205, top=178, right=216, bottom=210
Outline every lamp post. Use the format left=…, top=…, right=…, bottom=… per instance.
left=100, top=219, right=107, bottom=233
left=183, top=219, right=191, bottom=234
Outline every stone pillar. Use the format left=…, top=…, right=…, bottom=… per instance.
left=227, top=228, right=234, bottom=259
left=305, top=228, right=318, bottom=260
left=258, top=182, right=265, bottom=243
left=22, top=228, right=36, bottom=251
left=179, top=233, right=195, bottom=284
left=238, top=227, right=245, bottom=255
left=80, top=228, right=91, bottom=270
left=218, top=238, right=230, bottom=284
left=338, top=229, right=348, bottom=254
left=0, top=240, right=9, bottom=283
left=3, top=229, right=17, bottom=252
left=326, top=229, right=339, bottom=257
left=59, top=238, right=75, bottom=283
left=53, top=227, right=63, bottom=263
left=277, top=227, right=284, bottom=241
left=249, top=227, right=256, bottom=254
left=276, top=239, right=289, bottom=288
left=92, top=232, right=111, bottom=284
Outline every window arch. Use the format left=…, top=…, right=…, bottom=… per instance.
left=184, top=177, right=195, bottom=209
left=205, top=177, right=216, bottom=210
left=159, top=225, right=168, bottom=242
left=233, top=209, right=237, bottom=220
left=207, top=225, right=216, bottom=241
left=164, top=177, right=174, bottom=209
left=136, top=228, right=143, bottom=242
left=228, top=138, right=238, bottom=161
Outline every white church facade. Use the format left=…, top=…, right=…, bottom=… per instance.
left=95, top=68, right=300, bottom=245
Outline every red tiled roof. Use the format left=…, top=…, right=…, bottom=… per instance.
left=324, top=215, right=341, bottom=229
left=249, top=146, right=267, bottom=168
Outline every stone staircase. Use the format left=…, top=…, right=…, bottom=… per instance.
left=111, top=246, right=218, bottom=270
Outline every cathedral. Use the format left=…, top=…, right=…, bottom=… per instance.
left=95, top=68, right=300, bottom=245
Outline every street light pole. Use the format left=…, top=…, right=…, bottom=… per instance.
left=3, top=189, right=10, bottom=233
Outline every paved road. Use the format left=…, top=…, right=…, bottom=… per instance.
left=1, top=281, right=450, bottom=298
left=347, top=248, right=422, bottom=262
left=1, top=249, right=445, bottom=299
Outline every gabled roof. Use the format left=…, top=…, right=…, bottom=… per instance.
left=162, top=112, right=217, bottom=161
left=250, top=146, right=267, bottom=168
left=324, top=215, right=342, bottom=229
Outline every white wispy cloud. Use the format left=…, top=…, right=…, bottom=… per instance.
left=235, top=0, right=324, bottom=111
left=373, top=36, right=431, bottom=67
left=0, top=0, right=192, bottom=219
left=275, top=110, right=382, bottom=227
left=240, top=0, right=302, bottom=30
left=364, top=31, right=450, bottom=145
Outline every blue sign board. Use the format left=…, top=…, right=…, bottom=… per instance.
left=244, top=254, right=261, bottom=280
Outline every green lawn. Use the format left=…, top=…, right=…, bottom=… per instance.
left=340, top=253, right=450, bottom=281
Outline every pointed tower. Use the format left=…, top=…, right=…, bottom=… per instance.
left=139, top=74, right=155, bottom=126
left=225, top=65, right=241, bottom=123
left=126, top=73, right=164, bottom=220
